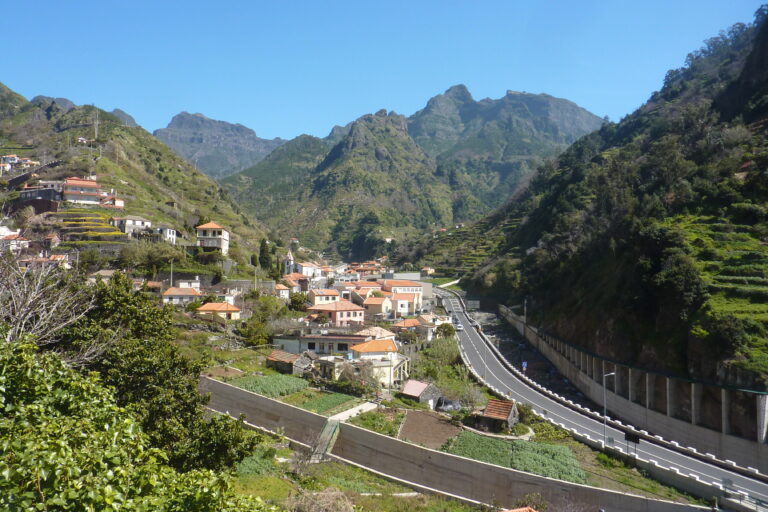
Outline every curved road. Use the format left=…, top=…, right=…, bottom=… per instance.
left=437, top=289, right=768, bottom=509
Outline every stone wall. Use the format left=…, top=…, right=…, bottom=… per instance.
left=200, top=376, right=707, bottom=511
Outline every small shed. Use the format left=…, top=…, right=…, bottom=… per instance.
left=400, top=379, right=441, bottom=409
left=266, top=349, right=300, bottom=374
left=477, top=399, right=518, bottom=432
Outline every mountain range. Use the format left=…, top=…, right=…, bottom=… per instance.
left=153, top=112, right=286, bottom=178
left=222, top=86, right=603, bottom=259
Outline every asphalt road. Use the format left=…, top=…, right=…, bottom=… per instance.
left=437, top=289, right=768, bottom=508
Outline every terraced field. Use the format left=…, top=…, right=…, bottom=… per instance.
left=667, top=215, right=768, bottom=372
left=49, top=208, right=129, bottom=249
left=420, top=216, right=521, bottom=276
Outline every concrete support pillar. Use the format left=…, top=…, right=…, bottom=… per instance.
left=645, top=373, right=652, bottom=409
left=757, top=394, right=768, bottom=443
left=691, top=383, right=702, bottom=425
left=628, top=368, right=635, bottom=402
left=666, top=378, right=674, bottom=417
left=722, top=389, right=731, bottom=435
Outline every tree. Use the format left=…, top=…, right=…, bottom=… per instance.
left=67, top=273, right=260, bottom=472
left=258, top=239, right=272, bottom=269
left=289, top=292, right=308, bottom=311
left=0, top=255, right=95, bottom=357
left=0, top=327, right=274, bottom=512
left=435, top=323, right=456, bottom=338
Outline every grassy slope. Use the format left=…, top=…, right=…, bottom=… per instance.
left=0, top=90, right=265, bottom=250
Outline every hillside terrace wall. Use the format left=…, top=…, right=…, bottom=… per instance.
left=199, top=377, right=326, bottom=445
left=199, top=376, right=706, bottom=511
left=499, top=305, right=768, bottom=473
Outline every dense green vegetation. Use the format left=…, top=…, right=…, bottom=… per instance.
left=0, top=327, right=274, bottom=512
left=442, top=432, right=587, bottom=484
left=459, top=9, right=768, bottom=388
left=0, top=87, right=266, bottom=254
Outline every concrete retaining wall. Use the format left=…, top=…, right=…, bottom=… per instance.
left=331, top=423, right=706, bottom=511
left=199, top=377, right=327, bottom=445
left=499, top=306, right=768, bottom=473
left=200, top=376, right=708, bottom=511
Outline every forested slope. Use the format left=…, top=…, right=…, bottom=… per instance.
left=463, top=8, right=768, bottom=390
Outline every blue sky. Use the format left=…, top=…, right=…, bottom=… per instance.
left=5, top=1, right=764, bottom=139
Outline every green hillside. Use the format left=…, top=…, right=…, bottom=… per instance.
left=459, top=10, right=768, bottom=389
left=0, top=88, right=265, bottom=251
left=224, top=87, right=602, bottom=258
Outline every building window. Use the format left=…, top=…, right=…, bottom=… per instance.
left=307, top=342, right=316, bottom=350
left=337, top=344, right=348, bottom=351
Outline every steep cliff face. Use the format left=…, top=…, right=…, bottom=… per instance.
left=153, top=112, right=285, bottom=178
left=461, top=13, right=768, bottom=390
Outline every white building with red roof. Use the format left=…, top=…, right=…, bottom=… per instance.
left=195, top=221, right=229, bottom=255
left=196, top=301, right=241, bottom=321
left=162, top=286, right=202, bottom=306
left=307, top=288, right=340, bottom=306
left=306, top=299, right=364, bottom=327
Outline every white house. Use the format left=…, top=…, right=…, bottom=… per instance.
left=350, top=339, right=409, bottom=389
left=110, top=216, right=152, bottom=235
left=196, top=222, right=229, bottom=256
left=0, top=233, right=29, bottom=253
left=156, top=226, right=176, bottom=245
left=307, top=288, right=340, bottom=306
left=161, top=287, right=201, bottom=306
left=275, top=283, right=290, bottom=301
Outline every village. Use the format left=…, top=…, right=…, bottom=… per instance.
left=0, top=167, right=521, bottom=441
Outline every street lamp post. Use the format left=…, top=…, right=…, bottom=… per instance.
left=603, top=372, right=616, bottom=445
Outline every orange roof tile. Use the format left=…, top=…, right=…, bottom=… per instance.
left=351, top=339, right=397, bottom=353
left=275, top=284, right=289, bottom=290
left=197, top=302, right=240, bottom=312
left=310, top=288, right=339, bottom=296
left=267, top=349, right=300, bottom=364
left=162, top=287, right=201, bottom=297
left=307, top=300, right=364, bottom=312
left=363, top=296, right=388, bottom=305
left=196, top=221, right=225, bottom=230
left=392, top=293, right=417, bottom=302
left=482, top=399, right=515, bottom=421
left=393, top=318, right=420, bottom=328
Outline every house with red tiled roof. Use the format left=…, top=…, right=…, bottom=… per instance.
left=350, top=339, right=409, bottom=388
left=0, top=232, right=29, bottom=253
left=195, top=221, right=229, bottom=255
left=362, top=295, right=392, bottom=319
left=380, top=279, right=423, bottom=314
left=275, top=283, right=290, bottom=301
left=307, top=299, right=364, bottom=327
left=196, top=301, right=240, bottom=321
left=307, top=288, right=340, bottom=306
left=62, top=177, right=102, bottom=205
left=477, top=399, right=519, bottom=432
left=162, top=286, right=202, bottom=306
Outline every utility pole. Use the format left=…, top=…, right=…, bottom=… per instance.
left=94, top=108, right=99, bottom=140
left=170, top=259, right=174, bottom=288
